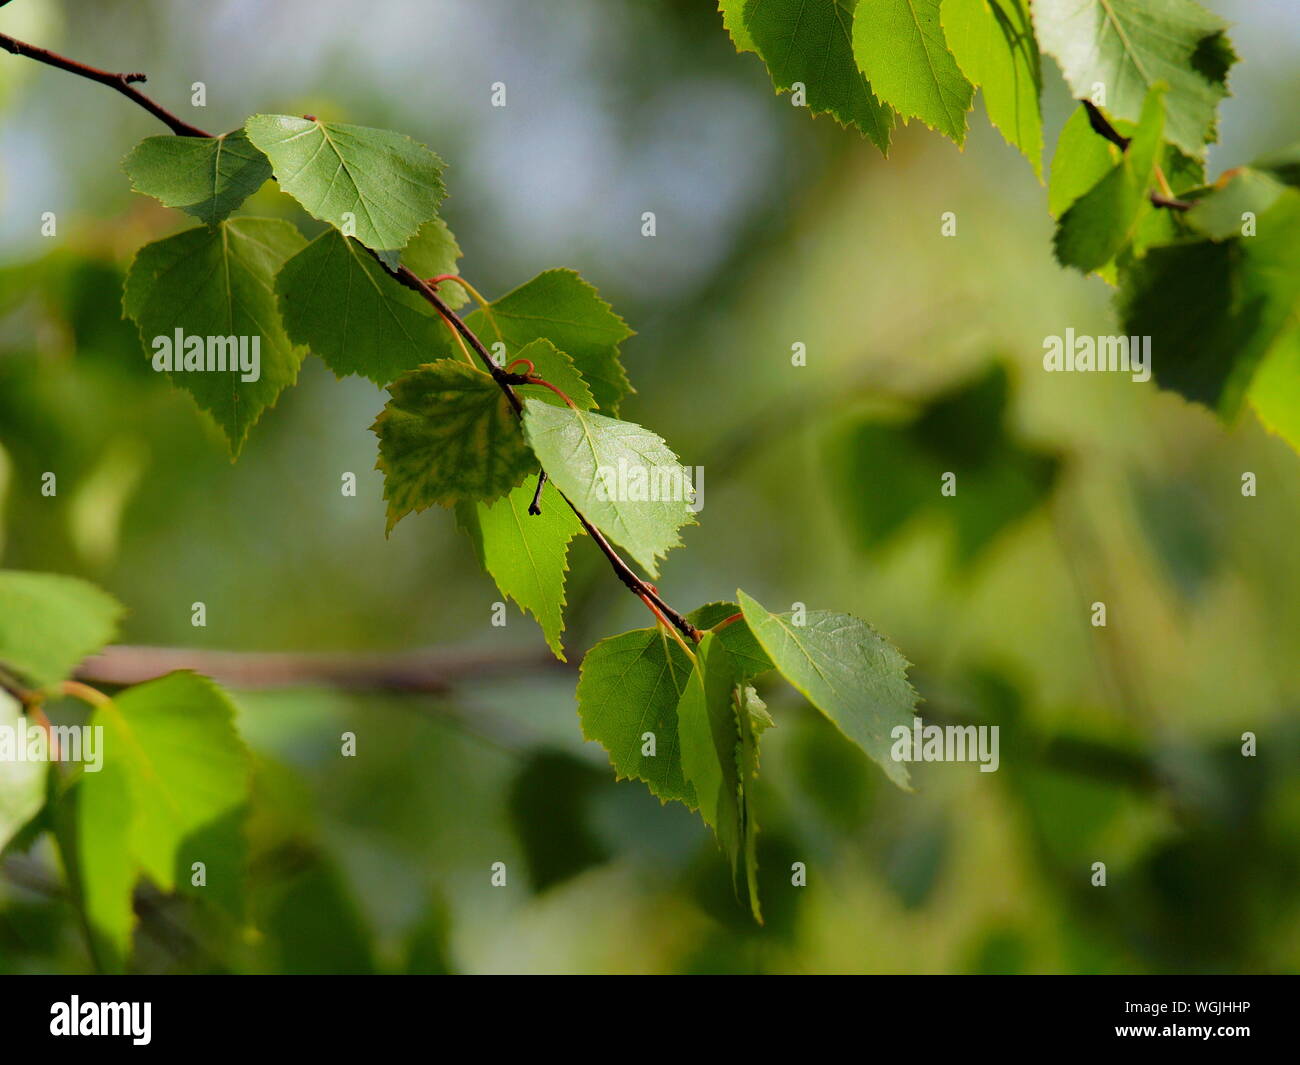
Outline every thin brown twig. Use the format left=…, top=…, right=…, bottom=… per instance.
left=1080, top=99, right=1199, bottom=214
left=0, top=29, right=703, bottom=645
left=1149, top=192, right=1195, bottom=211
left=0, top=32, right=210, bottom=137
left=528, top=471, right=548, bottom=515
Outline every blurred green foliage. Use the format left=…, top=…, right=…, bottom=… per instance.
left=0, top=0, right=1298, bottom=974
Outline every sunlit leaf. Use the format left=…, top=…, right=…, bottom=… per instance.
left=521, top=399, right=694, bottom=578
left=245, top=114, right=445, bottom=265
left=737, top=590, right=918, bottom=789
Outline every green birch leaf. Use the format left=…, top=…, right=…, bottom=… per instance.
left=677, top=633, right=742, bottom=870
left=1249, top=326, right=1300, bottom=455
left=575, top=626, right=697, bottom=806
left=521, top=398, right=695, bottom=578
left=1052, top=105, right=1201, bottom=223
left=1117, top=238, right=1240, bottom=410
left=95, top=671, right=249, bottom=889
left=743, top=0, right=895, bottom=154
left=1130, top=142, right=1205, bottom=254
left=464, top=270, right=633, bottom=413
left=373, top=359, right=536, bottom=530
left=1160, top=141, right=1207, bottom=194
left=0, top=570, right=124, bottom=691
left=1049, top=104, right=1121, bottom=218
left=458, top=479, right=583, bottom=661
left=122, top=128, right=272, bottom=225
left=737, top=589, right=919, bottom=790
left=77, top=759, right=134, bottom=966
left=719, top=0, right=756, bottom=52
left=399, top=218, right=469, bottom=309
left=512, top=338, right=597, bottom=411
left=1186, top=168, right=1288, bottom=241
left=1118, top=192, right=1300, bottom=418
left=121, top=218, right=307, bottom=457
left=276, top=228, right=448, bottom=385
left=1052, top=105, right=1201, bottom=255
left=78, top=671, right=250, bottom=959
left=1204, top=193, right=1300, bottom=400
left=852, top=0, right=974, bottom=145
left=0, top=691, right=45, bottom=852
left=687, top=601, right=774, bottom=680
left=1031, top=0, right=1235, bottom=157
left=941, top=0, right=1042, bottom=176
left=244, top=114, right=445, bottom=265
left=1053, top=85, right=1165, bottom=273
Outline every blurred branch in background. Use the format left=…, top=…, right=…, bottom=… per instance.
left=77, top=642, right=560, bottom=695
left=76, top=643, right=563, bottom=754
left=74, top=643, right=1164, bottom=795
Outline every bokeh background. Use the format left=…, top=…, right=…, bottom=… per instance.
left=1, top=0, right=1298, bottom=973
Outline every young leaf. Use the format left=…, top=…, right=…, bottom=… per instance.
left=0, top=570, right=124, bottom=691
left=121, top=218, right=307, bottom=456
left=521, top=398, right=695, bottom=578
left=400, top=218, right=469, bottom=309
left=740, top=684, right=775, bottom=741
left=457, top=479, right=583, bottom=660
left=0, top=691, right=45, bottom=852
left=462, top=270, right=633, bottom=413
left=676, top=633, right=742, bottom=869
left=1048, top=105, right=1119, bottom=218
left=941, top=0, right=1042, bottom=176
left=1032, top=0, right=1235, bottom=158
left=575, top=626, right=697, bottom=806
left=373, top=359, right=535, bottom=530
left=1053, top=85, right=1165, bottom=273
left=122, top=128, right=272, bottom=225
left=244, top=114, right=445, bottom=265
left=743, top=0, right=894, bottom=154
left=77, top=671, right=250, bottom=960
left=852, top=0, right=974, bottom=146
left=276, top=228, right=449, bottom=385
left=736, top=589, right=919, bottom=790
